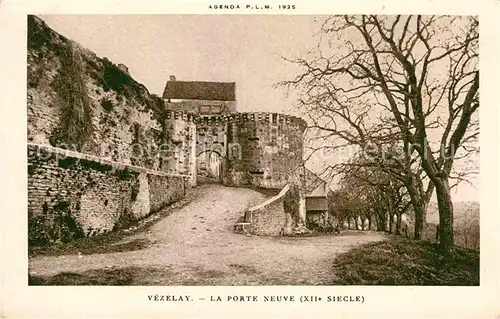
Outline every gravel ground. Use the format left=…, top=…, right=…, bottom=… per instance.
left=29, top=184, right=388, bottom=285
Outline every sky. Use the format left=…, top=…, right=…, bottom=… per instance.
left=39, top=15, right=479, bottom=202
left=41, top=14, right=321, bottom=114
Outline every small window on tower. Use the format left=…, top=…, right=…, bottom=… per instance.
left=211, top=105, right=222, bottom=114
left=271, top=127, right=278, bottom=141
left=199, top=105, right=211, bottom=114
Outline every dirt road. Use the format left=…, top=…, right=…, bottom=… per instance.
left=29, top=184, right=388, bottom=285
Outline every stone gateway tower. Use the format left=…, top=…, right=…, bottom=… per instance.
left=162, top=76, right=307, bottom=189
left=26, top=16, right=312, bottom=244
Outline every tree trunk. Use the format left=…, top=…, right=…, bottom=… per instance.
left=389, top=213, right=394, bottom=234
left=347, top=219, right=351, bottom=229
left=361, top=218, right=365, bottom=230
left=376, top=216, right=382, bottom=231
left=435, top=178, right=454, bottom=253
left=396, top=212, right=402, bottom=235
left=383, top=211, right=389, bottom=231
left=376, top=208, right=386, bottom=231
left=354, top=217, right=359, bottom=230
left=413, top=204, right=424, bottom=240
left=386, top=193, right=395, bottom=234
left=406, top=182, right=425, bottom=240
left=405, top=177, right=431, bottom=241
left=368, top=216, right=372, bottom=230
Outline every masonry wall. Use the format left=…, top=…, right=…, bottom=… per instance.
left=162, top=111, right=197, bottom=185
left=196, top=116, right=228, bottom=179
left=28, top=144, right=186, bottom=245
left=27, top=15, right=168, bottom=171
left=148, top=174, right=186, bottom=213
left=222, top=112, right=306, bottom=189
left=241, top=185, right=289, bottom=236
left=165, top=100, right=236, bottom=115
left=246, top=199, right=286, bottom=236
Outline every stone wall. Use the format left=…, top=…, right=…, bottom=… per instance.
left=247, top=199, right=286, bottom=236
left=240, top=170, right=318, bottom=236
left=28, top=144, right=186, bottom=245
left=242, top=184, right=290, bottom=236
left=165, top=100, right=236, bottom=115
left=162, top=111, right=197, bottom=185
left=196, top=116, right=228, bottom=179
left=148, top=174, right=186, bottom=213
left=27, top=15, right=168, bottom=171
left=223, top=112, right=306, bottom=189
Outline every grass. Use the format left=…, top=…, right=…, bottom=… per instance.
left=28, top=265, right=245, bottom=286
left=29, top=237, right=153, bottom=257
left=29, top=268, right=139, bottom=286
left=331, top=236, right=479, bottom=286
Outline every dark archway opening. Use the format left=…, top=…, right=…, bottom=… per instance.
left=196, top=150, right=224, bottom=183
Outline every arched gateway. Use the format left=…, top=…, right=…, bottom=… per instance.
left=197, top=150, right=223, bottom=180
left=163, top=77, right=307, bottom=189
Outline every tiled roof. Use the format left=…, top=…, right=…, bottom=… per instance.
left=304, top=168, right=328, bottom=196
left=163, top=80, right=236, bottom=101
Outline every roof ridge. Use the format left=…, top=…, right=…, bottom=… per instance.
left=163, top=80, right=236, bottom=101
left=168, top=80, right=235, bottom=84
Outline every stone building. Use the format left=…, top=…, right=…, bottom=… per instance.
left=303, top=168, right=330, bottom=229
left=163, top=77, right=236, bottom=181
left=26, top=15, right=316, bottom=243
left=163, top=76, right=236, bottom=115
left=162, top=77, right=307, bottom=190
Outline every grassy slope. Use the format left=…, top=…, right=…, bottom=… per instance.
left=331, top=236, right=479, bottom=286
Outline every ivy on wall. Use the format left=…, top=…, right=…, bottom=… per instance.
left=28, top=200, right=85, bottom=246
left=49, top=42, right=93, bottom=151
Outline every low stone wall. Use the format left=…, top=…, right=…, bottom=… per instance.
left=28, top=143, right=187, bottom=245
left=242, top=184, right=290, bottom=236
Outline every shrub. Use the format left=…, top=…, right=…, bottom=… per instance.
left=101, top=99, right=114, bottom=112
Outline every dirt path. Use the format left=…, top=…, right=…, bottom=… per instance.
left=29, top=184, right=388, bottom=285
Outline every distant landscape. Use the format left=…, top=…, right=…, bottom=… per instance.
left=425, top=201, right=480, bottom=250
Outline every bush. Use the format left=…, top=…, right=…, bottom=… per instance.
left=28, top=201, right=85, bottom=247
left=101, top=99, right=115, bottom=112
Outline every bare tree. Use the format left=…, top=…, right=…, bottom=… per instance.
left=340, top=155, right=412, bottom=235
left=282, top=15, right=478, bottom=253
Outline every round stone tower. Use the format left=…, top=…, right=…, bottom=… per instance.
left=222, top=112, right=306, bottom=189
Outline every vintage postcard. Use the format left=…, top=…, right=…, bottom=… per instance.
left=1, top=0, right=499, bottom=318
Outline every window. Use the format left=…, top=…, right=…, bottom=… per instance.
left=270, top=127, right=278, bottom=142
left=211, top=105, right=222, bottom=114
left=199, top=105, right=211, bottom=114
left=198, top=104, right=222, bottom=115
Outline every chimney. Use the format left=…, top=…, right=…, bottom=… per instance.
left=169, top=75, right=176, bottom=81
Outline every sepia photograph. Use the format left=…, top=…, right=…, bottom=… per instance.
left=26, top=14, right=479, bottom=287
